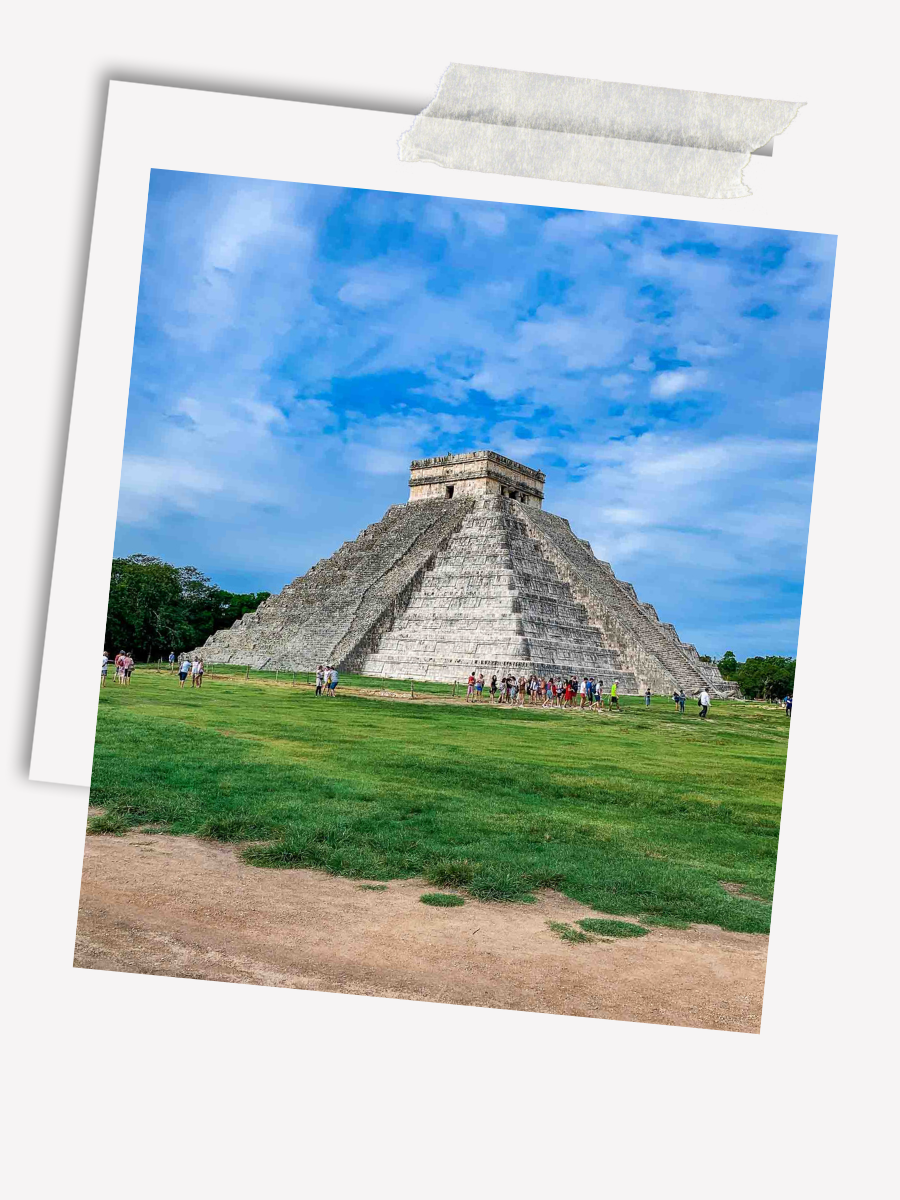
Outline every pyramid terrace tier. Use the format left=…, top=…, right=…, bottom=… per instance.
left=198, top=494, right=738, bottom=697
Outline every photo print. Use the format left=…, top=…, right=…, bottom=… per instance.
left=83, top=169, right=836, bottom=1032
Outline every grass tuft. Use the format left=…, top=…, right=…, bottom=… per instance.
left=359, top=884, right=388, bottom=891
left=467, top=869, right=536, bottom=903
left=420, top=893, right=465, bottom=907
left=639, top=914, right=692, bottom=929
left=577, top=918, right=649, bottom=938
left=424, top=858, right=476, bottom=887
left=547, top=921, right=594, bottom=944
left=196, top=814, right=279, bottom=842
left=86, top=811, right=131, bottom=836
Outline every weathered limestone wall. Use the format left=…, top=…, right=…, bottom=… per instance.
left=520, top=506, right=737, bottom=697
left=409, top=450, right=545, bottom=507
left=360, top=497, right=637, bottom=687
left=199, top=498, right=476, bottom=671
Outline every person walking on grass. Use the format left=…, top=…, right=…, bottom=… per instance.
left=466, top=672, right=476, bottom=702
left=327, top=666, right=339, bottom=696
left=179, top=655, right=192, bottom=688
left=593, top=679, right=603, bottom=711
left=678, top=689, right=686, bottom=713
left=609, top=680, right=620, bottom=710
left=101, top=651, right=109, bottom=687
left=121, top=652, right=134, bottom=686
left=315, top=665, right=325, bottom=696
left=191, top=657, right=204, bottom=688
left=645, top=688, right=652, bottom=708
left=698, top=688, right=710, bottom=719
left=489, top=674, right=498, bottom=702
left=168, top=651, right=175, bottom=671
left=475, top=673, right=484, bottom=701
left=785, top=694, right=793, bottom=720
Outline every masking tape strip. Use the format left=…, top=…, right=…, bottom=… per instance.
left=398, top=64, right=804, bottom=199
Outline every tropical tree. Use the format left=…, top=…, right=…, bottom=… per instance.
left=734, top=656, right=795, bottom=701
left=718, top=650, right=739, bottom=679
left=104, top=554, right=270, bottom=661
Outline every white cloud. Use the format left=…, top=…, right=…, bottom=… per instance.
left=337, top=264, right=424, bottom=309
left=600, top=372, right=633, bottom=399
left=649, top=369, right=708, bottom=398
left=468, top=209, right=507, bottom=236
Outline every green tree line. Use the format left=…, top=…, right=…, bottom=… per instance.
left=718, top=650, right=795, bottom=700
left=105, top=554, right=270, bottom=662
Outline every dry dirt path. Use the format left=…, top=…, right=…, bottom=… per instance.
left=75, top=830, right=767, bottom=1032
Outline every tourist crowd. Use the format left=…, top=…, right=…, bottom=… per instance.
left=100, top=651, right=786, bottom=722
left=464, top=672, right=626, bottom=709
left=461, top=672, right=721, bottom=717
left=100, top=650, right=136, bottom=686
left=100, top=651, right=207, bottom=689
left=314, top=665, right=340, bottom=696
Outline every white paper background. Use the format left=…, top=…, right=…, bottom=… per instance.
left=4, top=5, right=895, bottom=1197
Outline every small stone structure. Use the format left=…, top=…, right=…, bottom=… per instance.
left=408, top=450, right=545, bottom=506
left=200, top=450, right=740, bottom=697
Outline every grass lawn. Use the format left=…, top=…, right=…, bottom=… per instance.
left=88, top=669, right=788, bottom=933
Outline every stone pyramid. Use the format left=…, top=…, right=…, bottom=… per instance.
left=200, top=451, right=738, bottom=697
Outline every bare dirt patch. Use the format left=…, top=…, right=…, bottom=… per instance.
left=719, top=880, right=769, bottom=902
left=75, top=831, right=768, bottom=1032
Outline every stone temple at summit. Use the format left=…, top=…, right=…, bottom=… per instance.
left=200, top=451, right=738, bottom=697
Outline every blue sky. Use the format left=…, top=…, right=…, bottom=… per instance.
left=116, top=170, right=836, bottom=659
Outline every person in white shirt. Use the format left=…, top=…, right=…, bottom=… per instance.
left=699, top=689, right=710, bottom=719
left=315, top=666, right=325, bottom=696
left=191, top=658, right=204, bottom=688
left=179, top=657, right=192, bottom=688
left=101, top=652, right=109, bottom=686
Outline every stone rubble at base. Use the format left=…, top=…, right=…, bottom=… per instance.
left=198, top=451, right=740, bottom=697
